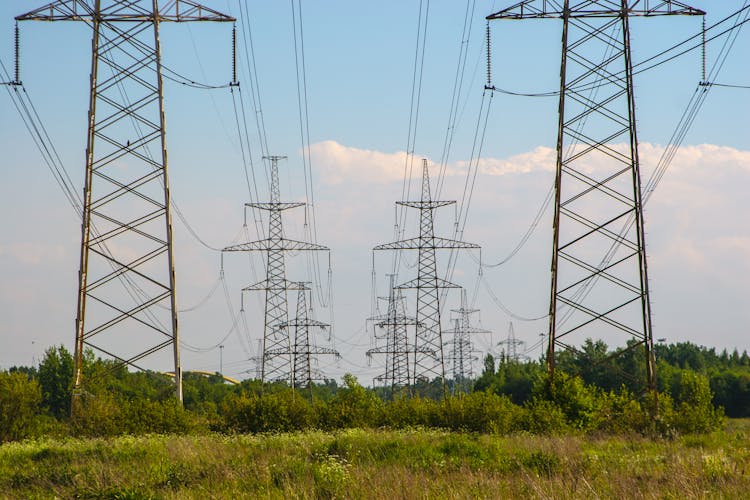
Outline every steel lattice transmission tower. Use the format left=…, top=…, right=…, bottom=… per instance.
left=487, top=0, right=703, bottom=394
left=374, top=160, right=479, bottom=394
left=223, top=156, right=329, bottom=387
left=497, top=322, right=526, bottom=363
left=16, top=0, right=234, bottom=405
left=275, top=283, right=339, bottom=401
left=366, top=275, right=423, bottom=397
left=444, top=290, right=487, bottom=395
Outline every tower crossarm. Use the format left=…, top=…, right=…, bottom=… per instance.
left=376, top=315, right=421, bottom=328
left=277, top=318, right=329, bottom=330
left=451, top=306, right=480, bottom=314
left=242, top=279, right=309, bottom=292
left=266, top=346, right=339, bottom=356
left=367, top=345, right=434, bottom=356
left=446, top=326, right=491, bottom=335
left=374, top=237, right=480, bottom=251
left=16, top=0, right=236, bottom=22
left=397, top=200, right=455, bottom=209
left=223, top=238, right=329, bottom=253
left=486, top=0, right=704, bottom=20
left=396, top=277, right=463, bottom=290
left=247, top=202, right=305, bottom=211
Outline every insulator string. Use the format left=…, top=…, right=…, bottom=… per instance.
left=485, top=22, right=491, bottom=88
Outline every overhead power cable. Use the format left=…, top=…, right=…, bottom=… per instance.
left=289, top=0, right=330, bottom=309
left=394, top=0, right=432, bottom=279
left=486, top=5, right=750, bottom=98
left=436, top=0, right=477, bottom=198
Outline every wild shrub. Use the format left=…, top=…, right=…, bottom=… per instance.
left=70, top=391, right=123, bottom=437
left=319, top=375, right=382, bottom=429
left=119, top=399, right=199, bottom=435
left=521, top=397, right=569, bottom=434
left=594, top=389, right=650, bottom=434
left=668, top=371, right=723, bottom=434
left=0, top=371, right=42, bottom=442
left=221, top=390, right=315, bottom=433
left=37, top=345, right=74, bottom=419
left=438, top=392, right=522, bottom=434
left=538, top=372, right=603, bottom=431
left=379, top=395, right=437, bottom=428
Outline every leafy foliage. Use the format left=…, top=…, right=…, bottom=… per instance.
left=0, top=371, right=42, bottom=442
left=0, top=340, right=743, bottom=441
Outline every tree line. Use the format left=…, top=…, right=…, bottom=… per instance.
left=2, top=340, right=746, bottom=442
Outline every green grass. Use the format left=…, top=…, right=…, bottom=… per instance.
left=1, top=420, right=749, bottom=499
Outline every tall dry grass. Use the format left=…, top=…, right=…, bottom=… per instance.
left=1, top=420, right=748, bottom=498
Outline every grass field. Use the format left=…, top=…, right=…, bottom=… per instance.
left=1, top=420, right=749, bottom=499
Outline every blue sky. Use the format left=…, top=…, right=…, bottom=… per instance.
left=1, top=1, right=748, bottom=382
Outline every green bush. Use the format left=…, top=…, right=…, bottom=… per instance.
left=379, top=395, right=437, bottom=429
left=0, top=371, right=42, bottom=442
left=521, top=397, right=569, bottom=434
left=70, top=391, right=123, bottom=437
left=37, top=345, right=74, bottom=419
left=120, top=398, right=200, bottom=435
left=540, top=372, right=604, bottom=431
left=319, top=375, right=382, bottom=429
left=437, top=392, right=522, bottom=433
left=221, top=390, right=315, bottom=433
left=668, top=371, right=723, bottom=434
left=593, top=389, right=650, bottom=434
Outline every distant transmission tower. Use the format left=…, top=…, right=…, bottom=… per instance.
left=487, top=1, right=704, bottom=394
left=497, top=322, right=526, bottom=363
left=444, top=289, right=487, bottom=394
left=15, top=0, right=234, bottom=406
left=374, top=159, right=479, bottom=395
left=366, top=275, right=422, bottom=397
left=223, top=156, right=329, bottom=387
left=275, top=283, right=339, bottom=401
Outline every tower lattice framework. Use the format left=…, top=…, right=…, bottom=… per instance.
left=487, top=0, right=703, bottom=393
left=444, top=289, right=487, bottom=394
left=223, top=156, right=329, bottom=386
left=374, top=160, right=479, bottom=394
left=497, top=322, right=526, bottom=363
left=274, top=283, right=339, bottom=401
left=366, top=275, right=422, bottom=397
left=16, top=0, right=234, bottom=405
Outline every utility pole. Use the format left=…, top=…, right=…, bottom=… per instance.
left=15, top=0, right=234, bottom=410
left=374, top=159, right=479, bottom=397
left=444, top=289, right=487, bottom=394
left=223, top=156, right=329, bottom=388
left=487, top=0, right=703, bottom=395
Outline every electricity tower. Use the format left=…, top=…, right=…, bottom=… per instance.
left=15, top=0, right=234, bottom=406
left=444, top=289, right=486, bottom=394
left=487, top=1, right=704, bottom=394
left=374, top=159, right=479, bottom=395
left=366, top=275, right=422, bottom=397
left=275, top=283, right=339, bottom=401
left=497, top=322, right=526, bottom=363
left=222, top=156, right=329, bottom=387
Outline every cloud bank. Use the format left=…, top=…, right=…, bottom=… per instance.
left=311, top=140, right=750, bottom=186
